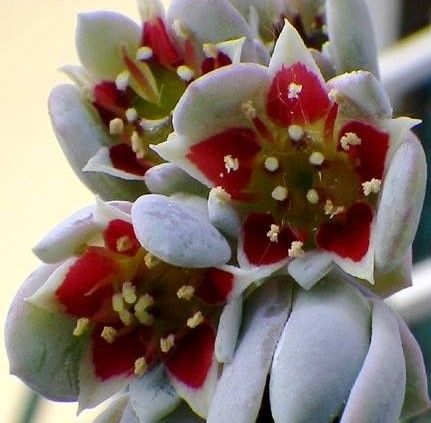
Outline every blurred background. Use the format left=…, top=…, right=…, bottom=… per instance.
left=0, top=0, right=430, bottom=422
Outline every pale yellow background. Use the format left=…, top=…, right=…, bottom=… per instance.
left=0, top=1, right=167, bottom=422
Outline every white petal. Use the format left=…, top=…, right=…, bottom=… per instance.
left=93, top=394, right=130, bottom=423
left=287, top=251, right=333, bottom=290
left=375, top=135, right=427, bottom=270
left=93, top=198, right=132, bottom=226
left=32, top=205, right=96, bottom=263
left=84, top=147, right=147, bottom=181
left=76, top=11, right=140, bottom=80
left=207, top=279, right=292, bottom=423
left=208, top=187, right=241, bottom=238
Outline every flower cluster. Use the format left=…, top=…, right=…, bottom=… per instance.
left=6, top=0, right=430, bottom=422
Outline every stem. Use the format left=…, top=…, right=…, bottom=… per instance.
left=19, top=391, right=41, bottom=423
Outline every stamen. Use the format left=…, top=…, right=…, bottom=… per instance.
left=125, top=107, right=138, bottom=123
left=122, top=282, right=137, bottom=304
left=160, top=334, right=175, bottom=353
left=306, top=189, right=319, bottom=204
left=135, top=309, right=154, bottom=326
left=73, top=318, right=89, bottom=336
left=176, top=65, right=195, bottom=82
left=112, top=293, right=125, bottom=312
left=187, top=311, right=204, bottom=328
left=177, top=285, right=195, bottom=300
left=271, top=186, right=288, bottom=202
left=309, top=152, right=325, bottom=166
left=324, top=200, right=345, bottom=218
left=136, top=46, right=153, bottom=61
left=203, top=43, right=218, bottom=58
left=101, top=326, right=117, bottom=344
left=135, top=294, right=155, bottom=313
left=116, top=235, right=133, bottom=253
left=241, top=100, right=257, bottom=120
left=115, top=70, right=130, bottom=91
left=264, top=156, right=279, bottom=172
left=266, top=224, right=280, bottom=243
left=288, top=241, right=305, bottom=258
left=288, top=82, right=303, bottom=99
left=119, top=309, right=135, bottom=326
left=288, top=125, right=304, bottom=141
left=224, top=155, right=239, bottom=173
left=362, top=178, right=382, bottom=196
left=131, top=132, right=146, bottom=159
left=328, top=89, right=339, bottom=102
left=109, top=118, right=124, bottom=135
left=134, top=357, right=148, bottom=376
left=172, top=19, right=190, bottom=39
left=212, top=186, right=231, bottom=202
left=340, top=132, right=362, bottom=151
left=144, top=252, right=161, bottom=268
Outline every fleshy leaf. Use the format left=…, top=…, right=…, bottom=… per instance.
left=132, top=194, right=231, bottom=267
left=270, top=279, right=371, bottom=422
left=375, top=135, right=427, bottom=271
left=207, top=279, right=292, bottom=423
left=6, top=265, right=82, bottom=401
left=76, top=11, right=140, bottom=80
left=49, top=85, right=145, bottom=201
left=326, top=0, right=379, bottom=77
left=341, top=300, right=406, bottom=423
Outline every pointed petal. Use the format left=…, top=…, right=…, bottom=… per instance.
left=93, top=198, right=132, bottom=226
left=341, top=300, right=405, bottom=423
left=270, top=279, right=371, bottom=423
left=326, top=0, right=379, bottom=77
left=207, top=279, right=292, bottom=423
left=128, top=366, right=181, bottom=422
left=328, top=71, right=392, bottom=119
left=132, top=194, right=231, bottom=267
left=287, top=251, right=333, bottom=290
left=6, top=264, right=82, bottom=401
left=208, top=187, right=241, bottom=238
left=215, top=297, right=243, bottom=363
left=49, top=85, right=145, bottom=201
left=375, top=135, right=426, bottom=271
left=84, top=147, right=148, bottom=181
left=144, top=163, right=208, bottom=196
left=397, top=317, right=431, bottom=419
left=166, top=324, right=218, bottom=418
left=76, top=11, right=140, bottom=80
left=32, top=205, right=97, bottom=263
left=93, top=394, right=130, bottom=423
left=159, top=402, right=205, bottom=423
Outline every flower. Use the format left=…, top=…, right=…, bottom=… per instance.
left=6, top=197, right=265, bottom=418
left=154, top=20, right=426, bottom=285
left=49, top=0, right=267, bottom=200
left=206, top=275, right=431, bottom=422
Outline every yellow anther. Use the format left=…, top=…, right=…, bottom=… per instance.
left=176, top=65, right=195, bottom=82
left=125, top=107, right=138, bottom=123
left=306, top=189, right=319, bottom=204
left=101, top=326, right=117, bottom=344
left=177, top=285, right=195, bottom=300
left=328, top=88, right=339, bottom=102
left=212, top=186, right=231, bottom=202
left=187, top=311, right=204, bottom=328
left=135, top=309, right=155, bottom=326
left=309, top=152, right=325, bottom=166
left=144, top=252, right=161, bottom=269
left=134, top=357, right=148, bottom=376
left=288, top=82, right=303, bottom=99
left=271, top=186, right=288, bottom=202
left=324, top=200, right=345, bottom=218
left=135, top=294, right=155, bottom=313
left=73, top=318, right=90, bottom=336
left=264, top=156, right=279, bottom=172
left=266, top=224, right=280, bottom=243
left=136, top=46, right=153, bottom=61
left=340, top=132, right=362, bottom=151
left=241, top=100, right=257, bottom=120
left=119, top=309, right=135, bottom=326
left=288, top=125, right=304, bottom=141
left=362, top=178, right=382, bottom=196
left=115, top=70, right=130, bottom=91
left=288, top=241, right=305, bottom=258
left=109, top=118, right=124, bottom=135
left=203, top=43, right=218, bottom=58
left=112, top=293, right=125, bottom=312
left=160, top=334, right=175, bottom=353
left=172, top=19, right=190, bottom=39
left=224, top=155, right=239, bottom=173
left=122, top=282, right=137, bottom=304
left=116, top=235, right=133, bottom=253
left=131, top=131, right=146, bottom=159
